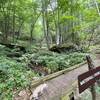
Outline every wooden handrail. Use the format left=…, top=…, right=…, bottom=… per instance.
left=30, top=61, right=87, bottom=88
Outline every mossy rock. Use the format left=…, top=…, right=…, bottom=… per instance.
left=49, top=44, right=78, bottom=53
left=7, top=52, right=23, bottom=58
left=0, top=43, right=26, bottom=53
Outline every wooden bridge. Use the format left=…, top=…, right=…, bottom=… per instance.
left=15, top=58, right=100, bottom=100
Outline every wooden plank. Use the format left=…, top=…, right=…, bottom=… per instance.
left=61, top=81, right=78, bottom=100
left=86, top=55, right=96, bottom=100
left=31, top=61, right=86, bottom=88
left=78, top=66, right=100, bottom=94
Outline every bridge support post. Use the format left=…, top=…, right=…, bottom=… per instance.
left=86, top=55, right=96, bottom=100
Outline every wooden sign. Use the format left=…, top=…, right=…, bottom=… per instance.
left=78, top=66, right=100, bottom=93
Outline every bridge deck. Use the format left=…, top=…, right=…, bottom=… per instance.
left=32, top=59, right=100, bottom=100
left=14, top=58, right=100, bottom=100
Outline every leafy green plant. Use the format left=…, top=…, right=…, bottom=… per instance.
left=20, top=51, right=86, bottom=73
left=0, top=56, right=37, bottom=99
left=46, top=61, right=58, bottom=72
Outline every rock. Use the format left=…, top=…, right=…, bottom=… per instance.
left=32, top=77, right=40, bottom=80
left=49, top=44, right=78, bottom=53
left=14, top=89, right=31, bottom=100
left=18, top=90, right=27, bottom=97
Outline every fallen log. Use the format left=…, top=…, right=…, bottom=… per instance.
left=0, top=42, right=26, bottom=53
left=49, top=44, right=79, bottom=53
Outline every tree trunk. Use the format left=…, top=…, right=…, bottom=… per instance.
left=12, top=1, right=15, bottom=43
left=30, top=12, right=41, bottom=45
left=56, top=0, right=62, bottom=46
left=94, top=0, right=100, bottom=16
left=41, top=0, right=50, bottom=49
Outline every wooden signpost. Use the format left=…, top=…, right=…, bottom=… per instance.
left=78, top=55, right=100, bottom=100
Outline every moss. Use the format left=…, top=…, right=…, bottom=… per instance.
left=49, top=44, right=78, bottom=53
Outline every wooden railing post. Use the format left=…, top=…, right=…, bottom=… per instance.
left=86, top=55, right=96, bottom=100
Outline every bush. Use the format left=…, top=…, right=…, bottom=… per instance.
left=20, top=51, right=86, bottom=73
left=0, top=56, right=37, bottom=100
left=46, top=61, right=58, bottom=72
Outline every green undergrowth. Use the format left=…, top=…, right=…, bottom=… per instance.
left=20, top=50, right=86, bottom=73
left=80, top=86, right=100, bottom=100
left=0, top=56, right=38, bottom=100
left=0, top=44, right=86, bottom=99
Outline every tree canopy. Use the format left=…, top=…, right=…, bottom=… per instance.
left=0, top=0, right=100, bottom=49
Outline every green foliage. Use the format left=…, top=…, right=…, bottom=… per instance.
left=46, top=61, right=59, bottom=72
left=0, top=56, right=37, bottom=100
left=61, top=15, right=77, bottom=22
left=20, top=51, right=86, bottom=73
left=0, top=0, right=100, bottom=49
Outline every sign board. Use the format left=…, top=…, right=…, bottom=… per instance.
left=78, top=66, right=100, bottom=93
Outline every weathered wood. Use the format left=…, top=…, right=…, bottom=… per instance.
left=30, top=61, right=86, bottom=88
left=61, top=81, right=77, bottom=100
left=86, top=55, right=96, bottom=100
left=78, top=66, right=100, bottom=93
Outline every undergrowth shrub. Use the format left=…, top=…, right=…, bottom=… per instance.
left=0, top=56, right=37, bottom=100
left=20, top=51, right=86, bottom=73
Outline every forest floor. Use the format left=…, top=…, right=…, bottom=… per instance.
left=0, top=43, right=86, bottom=99
left=14, top=54, right=100, bottom=100
left=1, top=43, right=100, bottom=100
